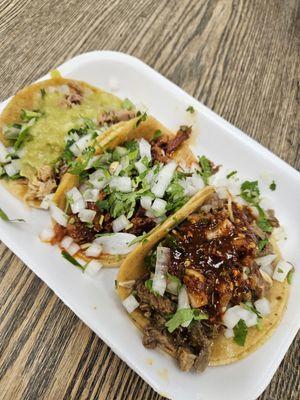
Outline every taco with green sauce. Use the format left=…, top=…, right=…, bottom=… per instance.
left=0, top=73, right=135, bottom=207
left=46, top=115, right=216, bottom=267
left=116, top=176, right=291, bottom=372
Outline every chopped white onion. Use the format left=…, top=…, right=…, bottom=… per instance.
left=112, top=214, right=130, bottom=232
left=178, top=285, right=191, bottom=327
left=0, top=142, right=9, bottom=163
left=68, top=242, right=80, bottom=256
left=138, top=138, right=152, bottom=161
left=69, top=133, right=93, bottom=156
left=66, top=187, right=86, bottom=214
left=40, top=193, right=54, bottom=210
left=151, top=161, right=177, bottom=198
left=94, top=233, right=137, bottom=255
left=78, top=209, right=96, bottom=223
left=260, top=197, right=272, bottom=210
left=255, top=254, right=277, bottom=270
left=183, top=173, right=205, bottom=197
left=135, top=160, right=147, bottom=174
left=272, top=226, right=287, bottom=242
left=89, top=169, right=109, bottom=190
left=145, top=210, right=155, bottom=218
left=254, top=298, right=271, bottom=316
left=61, top=236, right=73, bottom=250
left=151, top=198, right=167, bottom=216
left=50, top=203, right=68, bottom=227
left=4, top=159, right=21, bottom=176
left=109, top=176, right=132, bottom=193
left=140, top=195, right=153, bottom=210
left=85, top=242, right=103, bottom=258
left=122, top=294, right=139, bottom=314
left=85, top=155, right=100, bottom=170
left=84, top=259, right=103, bottom=276
left=145, top=169, right=154, bottom=184
left=223, top=305, right=258, bottom=329
left=83, top=188, right=100, bottom=202
left=109, top=161, right=121, bottom=175
left=273, top=260, right=293, bottom=282
left=166, top=279, right=180, bottom=295
left=152, top=246, right=170, bottom=296
left=224, top=328, right=234, bottom=339
left=39, top=227, right=54, bottom=242
left=215, top=186, right=228, bottom=199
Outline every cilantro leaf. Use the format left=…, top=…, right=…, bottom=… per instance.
left=153, top=130, right=162, bottom=140
left=240, top=180, right=260, bottom=204
left=226, top=170, right=237, bottom=179
left=14, top=126, right=31, bottom=150
left=20, top=109, right=43, bottom=122
left=68, top=146, right=95, bottom=175
left=186, top=105, right=195, bottom=113
left=269, top=180, right=276, bottom=191
left=165, top=308, right=208, bottom=333
left=136, top=111, right=147, bottom=127
left=198, top=155, right=212, bottom=186
left=40, top=88, right=46, bottom=98
left=256, top=205, right=272, bottom=232
left=258, top=239, right=268, bottom=252
left=233, top=319, right=248, bottom=346
left=122, top=98, right=134, bottom=110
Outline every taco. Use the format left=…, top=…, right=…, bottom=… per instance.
left=117, top=178, right=291, bottom=372
left=47, top=115, right=215, bottom=267
left=0, top=74, right=135, bottom=207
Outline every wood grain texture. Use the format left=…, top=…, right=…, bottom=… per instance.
left=0, top=0, right=299, bottom=399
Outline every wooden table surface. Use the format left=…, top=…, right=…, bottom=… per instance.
left=0, top=1, right=299, bottom=399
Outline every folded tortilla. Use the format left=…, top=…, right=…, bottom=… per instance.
left=117, top=189, right=289, bottom=366
left=52, top=115, right=198, bottom=267
left=0, top=76, right=123, bottom=207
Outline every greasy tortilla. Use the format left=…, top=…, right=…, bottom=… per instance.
left=52, top=115, right=199, bottom=267
left=117, top=190, right=289, bottom=366
left=0, top=76, right=121, bottom=207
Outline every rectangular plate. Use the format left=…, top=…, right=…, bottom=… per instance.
left=0, top=51, right=299, bottom=400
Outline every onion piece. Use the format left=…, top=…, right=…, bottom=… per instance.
left=66, top=187, right=86, bottom=214
left=255, top=254, right=277, bottom=269
left=224, top=328, right=234, bottom=339
left=223, top=305, right=258, bottom=329
left=273, top=260, right=293, bottom=282
left=84, top=259, right=103, bottom=276
left=61, top=236, right=73, bottom=250
left=40, top=193, right=54, bottom=210
left=140, top=195, right=153, bottom=210
left=39, top=227, right=54, bottom=242
left=152, top=246, right=170, bottom=296
left=151, top=198, right=167, bottom=216
left=135, top=160, right=147, bottom=174
left=183, top=173, right=205, bottom=197
left=69, top=133, right=93, bottom=156
left=139, top=138, right=152, bottom=161
left=177, top=285, right=191, bottom=327
left=0, top=142, right=9, bottom=163
left=85, top=155, right=101, bottom=170
left=109, top=176, right=132, bottom=193
left=112, top=214, right=130, bottom=232
left=254, top=298, right=271, bottom=316
left=4, top=159, right=20, bottom=176
left=83, top=188, right=100, bottom=202
left=89, top=169, right=109, bottom=190
left=68, top=242, right=80, bottom=256
left=85, top=242, right=103, bottom=257
left=118, top=280, right=136, bottom=289
left=78, top=209, right=96, bottom=223
left=94, top=233, right=137, bottom=254
left=122, top=294, right=139, bottom=314
left=50, top=203, right=68, bottom=227
left=151, top=161, right=177, bottom=198
left=272, top=226, right=287, bottom=242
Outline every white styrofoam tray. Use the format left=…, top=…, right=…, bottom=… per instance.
left=0, top=51, right=299, bottom=400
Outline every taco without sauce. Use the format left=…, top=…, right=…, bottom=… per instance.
left=117, top=187, right=290, bottom=372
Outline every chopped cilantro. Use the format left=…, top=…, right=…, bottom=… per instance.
left=256, top=318, right=263, bottom=331
left=258, top=239, right=268, bottom=252
left=40, top=88, right=46, bottom=98
left=269, top=180, right=276, bottom=191
left=14, top=126, right=31, bottom=150
left=153, top=130, right=162, bottom=140
left=136, top=111, right=147, bottom=127
left=242, top=302, right=262, bottom=319
left=165, top=308, right=208, bottom=333
left=114, top=280, right=118, bottom=289
left=186, top=105, right=195, bottom=113
left=198, top=155, right=212, bottom=186
left=68, top=147, right=95, bottom=175
left=240, top=180, right=260, bottom=204
left=233, top=319, right=248, bottom=346
left=61, top=251, right=83, bottom=269
left=226, top=170, right=237, bottom=179
left=256, top=205, right=272, bottom=233
left=0, top=208, right=24, bottom=222
left=277, top=268, right=284, bottom=273
left=20, top=109, right=43, bottom=122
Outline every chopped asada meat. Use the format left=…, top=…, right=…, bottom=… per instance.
left=266, top=209, right=280, bottom=227
left=127, top=207, right=156, bottom=236
left=151, top=136, right=169, bottom=163
left=26, top=165, right=57, bottom=201
left=142, top=326, right=176, bottom=354
left=98, top=110, right=136, bottom=126
left=136, top=279, right=176, bottom=315
left=166, top=125, right=191, bottom=156
left=66, top=215, right=95, bottom=244
left=189, top=322, right=211, bottom=372
left=205, top=218, right=233, bottom=240
left=184, top=269, right=208, bottom=308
